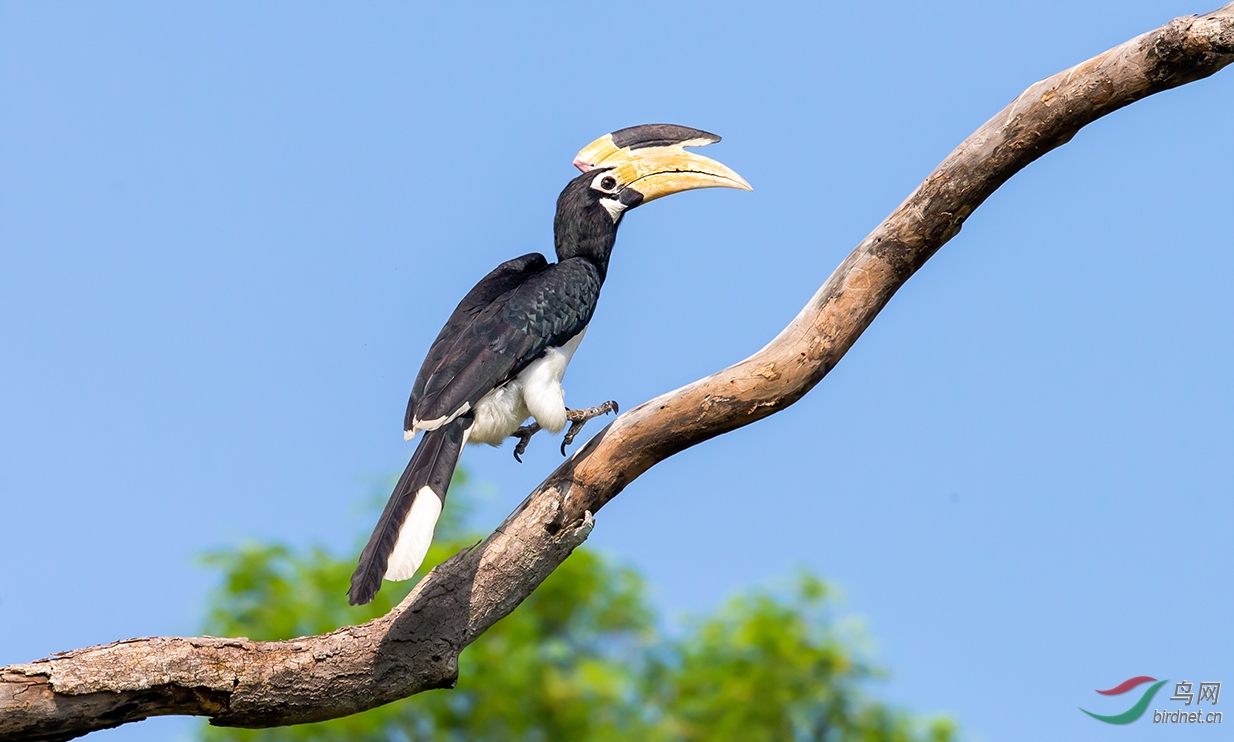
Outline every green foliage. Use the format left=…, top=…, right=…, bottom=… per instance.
left=645, top=574, right=956, bottom=742
left=200, top=479, right=956, bottom=742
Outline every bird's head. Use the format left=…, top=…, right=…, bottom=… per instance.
left=571, top=123, right=751, bottom=222
left=554, top=124, right=751, bottom=272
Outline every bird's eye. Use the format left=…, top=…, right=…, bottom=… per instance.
left=600, top=176, right=617, bottom=191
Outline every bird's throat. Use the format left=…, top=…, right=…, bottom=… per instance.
left=554, top=210, right=617, bottom=281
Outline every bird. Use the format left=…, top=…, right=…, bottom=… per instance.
left=347, top=124, right=751, bottom=606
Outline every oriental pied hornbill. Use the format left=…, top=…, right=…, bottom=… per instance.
left=348, top=124, right=750, bottom=606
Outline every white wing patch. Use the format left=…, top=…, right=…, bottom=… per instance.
left=384, top=486, right=443, bottom=582
left=408, top=401, right=472, bottom=439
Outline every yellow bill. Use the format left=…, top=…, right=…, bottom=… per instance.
left=574, top=124, right=751, bottom=204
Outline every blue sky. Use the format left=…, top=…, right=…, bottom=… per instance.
left=2, top=2, right=1231, bottom=740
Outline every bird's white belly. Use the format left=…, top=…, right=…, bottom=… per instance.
left=467, top=328, right=587, bottom=445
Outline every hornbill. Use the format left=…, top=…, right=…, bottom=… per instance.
left=348, top=124, right=750, bottom=606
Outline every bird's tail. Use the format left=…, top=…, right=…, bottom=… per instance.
left=348, top=417, right=469, bottom=606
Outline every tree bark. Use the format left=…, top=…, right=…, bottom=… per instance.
left=4, top=5, right=1233, bottom=740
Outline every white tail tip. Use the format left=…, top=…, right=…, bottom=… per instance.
left=384, top=486, right=442, bottom=581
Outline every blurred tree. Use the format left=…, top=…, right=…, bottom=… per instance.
left=200, top=474, right=955, bottom=742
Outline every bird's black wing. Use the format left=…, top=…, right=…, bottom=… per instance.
left=405, top=253, right=548, bottom=431
left=408, top=257, right=602, bottom=429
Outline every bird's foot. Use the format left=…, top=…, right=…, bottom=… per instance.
left=510, top=422, right=542, bottom=463
left=560, top=400, right=619, bottom=456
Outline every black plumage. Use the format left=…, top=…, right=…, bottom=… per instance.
left=409, top=254, right=603, bottom=428
left=348, top=416, right=468, bottom=606
left=348, top=172, right=617, bottom=606
left=405, top=252, right=548, bottom=432
left=348, top=124, right=748, bottom=606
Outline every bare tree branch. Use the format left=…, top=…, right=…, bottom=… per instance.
left=4, top=6, right=1232, bottom=740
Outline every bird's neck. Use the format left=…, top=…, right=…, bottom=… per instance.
left=554, top=209, right=618, bottom=282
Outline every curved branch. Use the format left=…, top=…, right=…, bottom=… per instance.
left=4, top=6, right=1232, bottom=740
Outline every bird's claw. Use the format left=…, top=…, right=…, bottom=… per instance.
left=559, top=400, right=620, bottom=456
left=510, top=422, right=541, bottom=463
